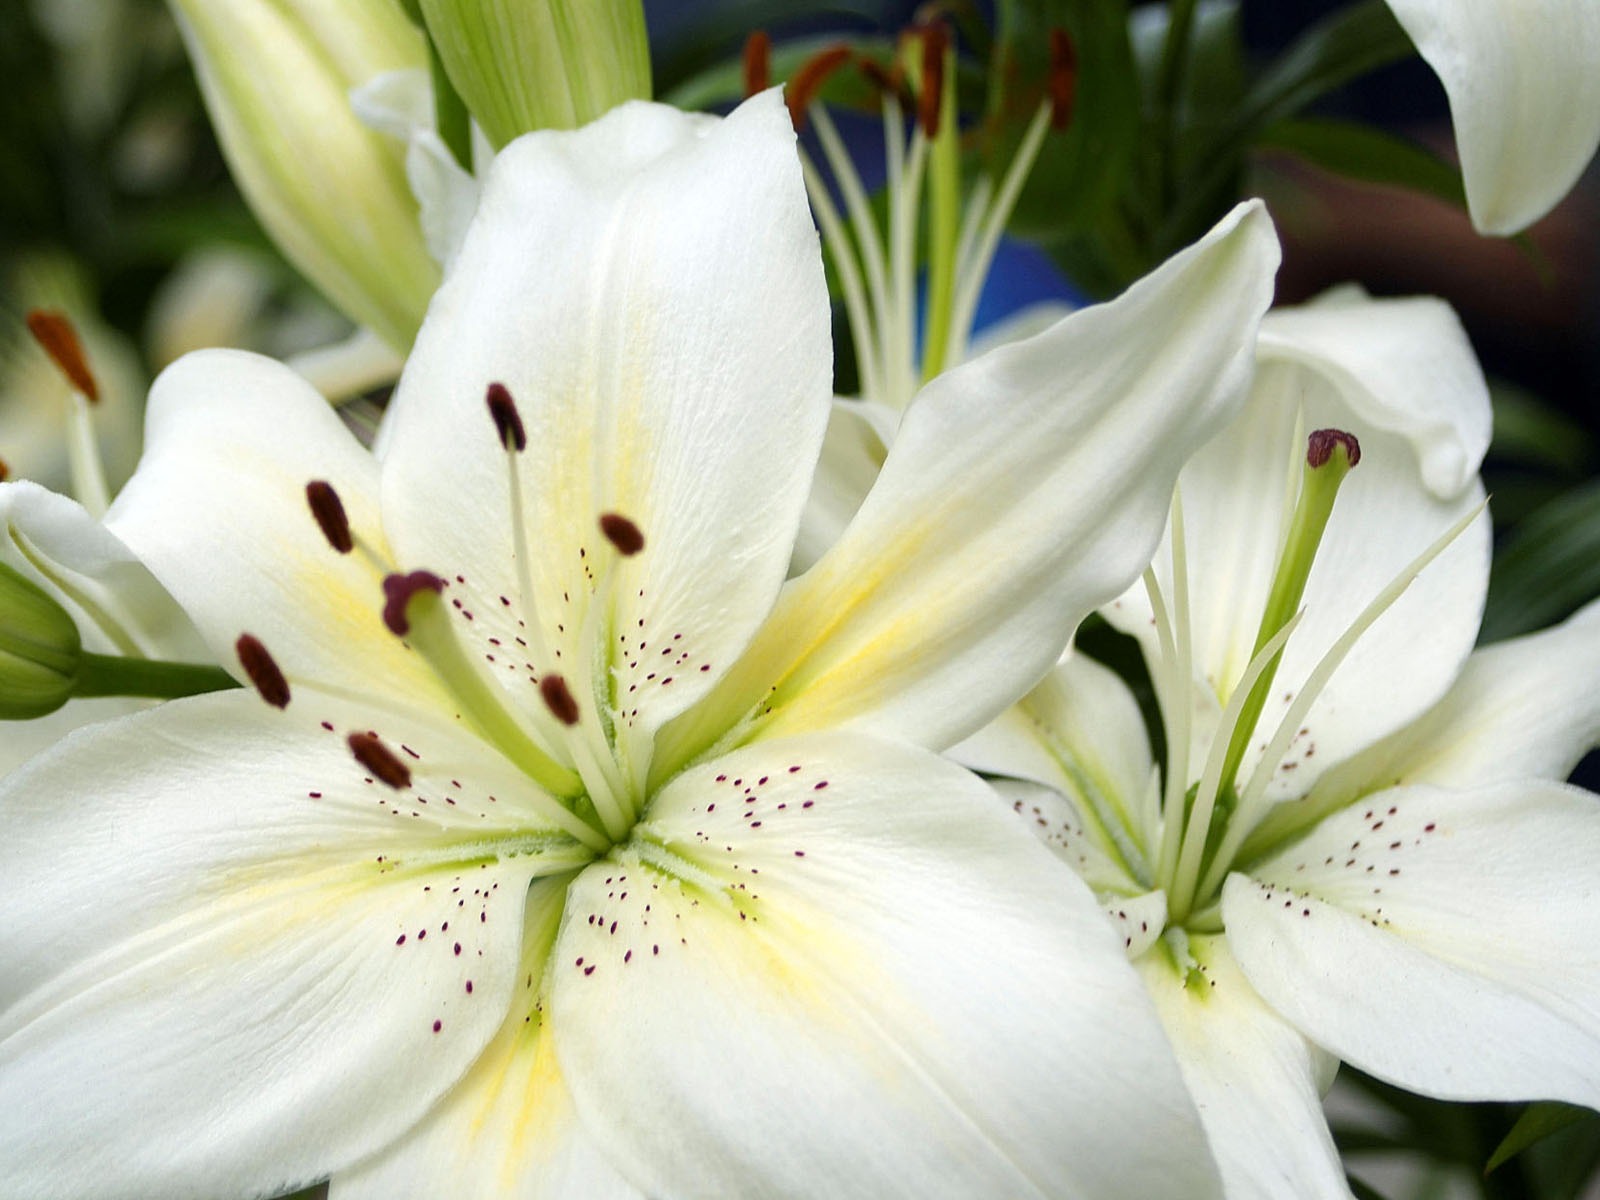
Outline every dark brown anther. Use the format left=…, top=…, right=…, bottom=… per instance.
left=917, top=23, right=949, bottom=138
left=1306, top=429, right=1362, bottom=469
left=305, top=480, right=353, bottom=554
left=486, top=382, right=527, bottom=452
left=24, top=310, right=98, bottom=402
left=743, top=30, right=771, bottom=98
left=235, top=633, right=290, bottom=709
left=785, top=44, right=852, bottom=130
left=348, top=730, right=412, bottom=790
left=1047, top=29, right=1078, bottom=131
left=0, top=457, right=9, bottom=482
left=599, top=512, right=645, bottom=556
left=382, top=570, right=446, bottom=636
left=856, top=56, right=903, bottom=102
left=539, top=673, right=581, bottom=726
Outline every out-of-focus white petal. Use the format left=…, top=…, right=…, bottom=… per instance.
left=1384, top=0, right=1600, bottom=235
left=554, top=733, right=1222, bottom=1199
left=1225, top=781, right=1600, bottom=1108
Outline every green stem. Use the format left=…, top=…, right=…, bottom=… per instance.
left=74, top=653, right=239, bottom=701
left=920, top=42, right=961, bottom=382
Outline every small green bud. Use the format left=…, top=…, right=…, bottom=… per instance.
left=419, top=0, right=652, bottom=146
left=166, top=0, right=440, bottom=350
left=0, top=561, right=81, bottom=719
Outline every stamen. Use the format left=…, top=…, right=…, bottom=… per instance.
left=383, top=570, right=446, bottom=636
left=25, top=309, right=109, bottom=516
left=0, top=458, right=8, bottom=482
left=539, top=673, right=581, bottom=725
left=786, top=44, right=852, bottom=130
left=1048, top=29, right=1078, bottom=130
left=599, top=513, right=645, bottom=556
left=1212, top=427, right=1362, bottom=799
left=24, top=310, right=98, bottom=402
left=486, top=382, right=527, bottom=452
left=305, top=481, right=353, bottom=554
left=916, top=23, right=949, bottom=138
left=348, top=730, right=411, bottom=790
left=857, top=57, right=906, bottom=104
left=742, top=30, right=771, bottom=97
left=235, top=633, right=290, bottom=709
left=1307, top=428, right=1361, bottom=469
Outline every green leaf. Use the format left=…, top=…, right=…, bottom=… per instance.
left=1257, top=117, right=1465, bottom=210
left=1485, top=1102, right=1591, bottom=1176
left=1489, top=381, right=1595, bottom=475
left=1222, top=0, right=1413, bottom=148
left=1482, top=480, right=1600, bottom=642
left=988, top=0, right=1140, bottom=237
left=1346, top=1175, right=1397, bottom=1200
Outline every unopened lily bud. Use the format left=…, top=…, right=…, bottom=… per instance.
left=418, top=0, right=651, bottom=146
left=0, top=561, right=81, bottom=719
left=166, top=0, right=439, bottom=349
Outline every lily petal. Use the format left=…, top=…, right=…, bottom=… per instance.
left=332, top=878, right=644, bottom=1200
left=107, top=349, right=446, bottom=706
left=377, top=93, right=831, bottom=754
left=1138, top=935, right=1351, bottom=1200
left=0, top=690, right=586, bottom=1198
left=1312, top=595, right=1600, bottom=798
left=1224, top=781, right=1600, bottom=1107
left=552, top=732, right=1221, bottom=1199
left=666, top=200, right=1279, bottom=764
left=1384, top=0, right=1600, bottom=234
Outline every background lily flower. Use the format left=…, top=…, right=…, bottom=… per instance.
left=165, top=0, right=439, bottom=350
left=1383, top=0, right=1600, bottom=235
left=0, top=92, right=1281, bottom=1198
left=956, top=286, right=1600, bottom=1197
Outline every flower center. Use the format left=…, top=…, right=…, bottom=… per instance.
left=1138, top=427, right=1481, bottom=932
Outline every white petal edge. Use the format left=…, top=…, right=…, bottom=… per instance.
left=1225, top=781, right=1600, bottom=1107
left=1384, top=0, right=1600, bottom=234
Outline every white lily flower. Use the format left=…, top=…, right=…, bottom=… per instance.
left=960, top=286, right=1600, bottom=1197
left=1383, top=0, right=1600, bottom=235
left=0, top=93, right=1280, bottom=1198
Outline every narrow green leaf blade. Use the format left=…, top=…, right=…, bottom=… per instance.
left=1485, top=1102, right=1591, bottom=1175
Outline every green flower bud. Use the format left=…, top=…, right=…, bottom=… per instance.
left=166, top=0, right=440, bottom=350
left=418, top=0, right=651, bottom=147
left=0, top=561, right=81, bottom=719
